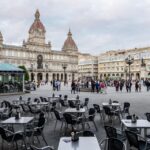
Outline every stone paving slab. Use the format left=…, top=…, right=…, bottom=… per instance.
left=0, top=83, right=149, bottom=149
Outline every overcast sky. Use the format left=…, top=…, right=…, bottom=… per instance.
left=0, top=0, right=150, bottom=54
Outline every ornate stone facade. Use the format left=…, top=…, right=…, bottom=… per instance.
left=1, top=10, right=150, bottom=82
left=98, top=48, right=150, bottom=80
left=0, top=10, right=79, bottom=82
left=78, top=54, right=98, bottom=80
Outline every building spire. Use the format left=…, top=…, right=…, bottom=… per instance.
left=35, top=9, right=40, bottom=20
left=68, top=28, right=72, bottom=37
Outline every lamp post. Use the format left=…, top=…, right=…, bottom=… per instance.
left=72, top=71, right=76, bottom=81
left=125, top=55, right=134, bottom=80
left=62, top=64, right=67, bottom=85
left=124, top=67, right=128, bottom=81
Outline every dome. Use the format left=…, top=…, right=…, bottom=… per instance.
left=62, top=29, right=78, bottom=51
left=29, top=10, right=46, bottom=33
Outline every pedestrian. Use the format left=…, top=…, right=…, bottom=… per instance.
left=71, top=81, right=76, bottom=94
left=115, top=81, right=119, bottom=92
left=128, top=80, right=132, bottom=92
left=126, top=80, right=129, bottom=92
left=119, top=80, right=124, bottom=92
left=135, top=80, right=139, bottom=92
left=138, top=80, right=141, bottom=92
left=53, top=80, right=56, bottom=91
left=95, top=81, right=99, bottom=93
left=91, top=80, right=95, bottom=93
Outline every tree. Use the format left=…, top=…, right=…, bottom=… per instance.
left=18, top=65, right=29, bottom=81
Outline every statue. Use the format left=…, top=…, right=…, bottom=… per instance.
left=37, top=55, right=43, bottom=69
left=141, top=58, right=146, bottom=67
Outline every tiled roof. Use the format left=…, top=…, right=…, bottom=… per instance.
left=29, top=10, right=46, bottom=33
left=62, top=29, right=78, bottom=51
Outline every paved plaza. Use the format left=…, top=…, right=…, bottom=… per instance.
left=0, top=83, right=150, bottom=149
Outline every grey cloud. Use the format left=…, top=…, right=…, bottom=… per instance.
left=0, top=0, right=150, bottom=54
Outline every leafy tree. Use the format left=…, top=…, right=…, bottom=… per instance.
left=18, top=65, right=29, bottom=81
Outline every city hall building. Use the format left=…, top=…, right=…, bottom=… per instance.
left=0, top=10, right=80, bottom=82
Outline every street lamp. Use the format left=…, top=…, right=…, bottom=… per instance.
left=125, top=55, right=134, bottom=80
left=124, top=67, right=128, bottom=81
left=62, top=64, right=67, bottom=85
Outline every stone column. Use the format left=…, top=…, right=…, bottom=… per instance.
left=49, top=73, right=52, bottom=81
left=43, top=72, right=46, bottom=81
left=34, top=72, right=37, bottom=82
left=29, top=72, right=31, bottom=81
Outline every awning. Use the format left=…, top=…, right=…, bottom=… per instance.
left=0, top=63, right=24, bottom=73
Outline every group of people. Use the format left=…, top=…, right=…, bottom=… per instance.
left=51, top=80, right=61, bottom=91
left=71, top=80, right=80, bottom=94
left=92, top=80, right=107, bottom=94
left=113, top=79, right=150, bottom=93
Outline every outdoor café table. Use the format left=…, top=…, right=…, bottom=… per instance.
left=121, top=119, right=150, bottom=137
left=65, top=108, right=86, bottom=113
left=48, top=96, right=59, bottom=100
left=58, top=136, right=101, bottom=150
left=102, top=102, right=121, bottom=121
left=102, top=102, right=121, bottom=107
left=31, top=102, right=49, bottom=112
left=1, top=117, right=34, bottom=131
left=68, top=98, right=79, bottom=101
left=31, top=102, right=49, bottom=106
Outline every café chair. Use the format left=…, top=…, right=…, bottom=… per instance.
left=100, top=138, right=125, bottom=150
left=30, top=145, right=54, bottom=150
left=26, top=112, right=48, bottom=145
left=53, top=110, right=64, bottom=131
left=0, top=126, right=27, bottom=150
left=125, top=130, right=150, bottom=150
left=77, top=130, right=94, bottom=137
left=93, top=104, right=104, bottom=121
left=104, top=126, right=126, bottom=141
left=84, top=108, right=98, bottom=131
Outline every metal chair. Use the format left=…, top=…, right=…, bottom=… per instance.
left=68, top=100, right=76, bottom=108
left=84, top=108, right=98, bottom=131
left=26, top=112, right=48, bottom=145
left=63, top=113, right=83, bottom=132
left=76, top=130, right=94, bottom=137
left=122, top=102, right=130, bottom=116
left=144, top=113, right=150, bottom=139
left=104, top=126, right=126, bottom=141
left=125, top=130, right=150, bottom=150
left=53, top=110, right=64, bottom=131
left=0, top=126, right=27, bottom=150
left=100, top=138, right=125, bottom=150
left=82, top=98, right=89, bottom=109
left=30, top=145, right=54, bottom=150
left=93, top=104, right=104, bottom=121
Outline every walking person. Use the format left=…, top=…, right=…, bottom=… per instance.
left=135, top=80, right=139, bottom=92
left=115, top=81, right=119, bottom=92
left=126, top=80, right=129, bottom=92
left=119, top=80, right=124, bottom=92
left=128, top=80, right=132, bottom=92
left=71, top=81, right=76, bottom=94
left=91, top=80, right=95, bottom=93
left=95, top=81, right=99, bottom=93
left=138, top=80, right=142, bottom=92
